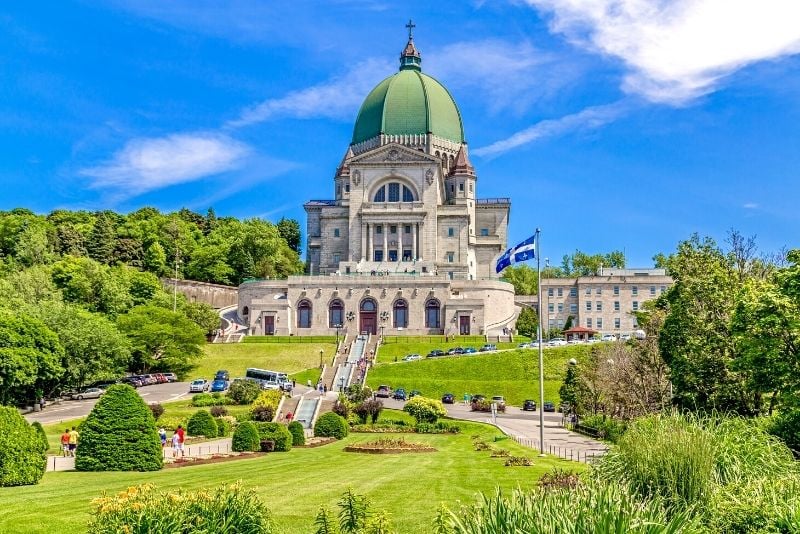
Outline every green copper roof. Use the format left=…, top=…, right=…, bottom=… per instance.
left=351, top=68, right=465, bottom=145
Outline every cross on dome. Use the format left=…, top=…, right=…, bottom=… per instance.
left=406, top=19, right=415, bottom=40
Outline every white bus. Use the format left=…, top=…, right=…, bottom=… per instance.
left=245, top=368, right=291, bottom=391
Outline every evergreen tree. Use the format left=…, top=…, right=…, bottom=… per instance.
left=277, top=217, right=302, bottom=254
left=143, top=242, right=167, bottom=276
left=516, top=306, right=538, bottom=338
left=87, top=211, right=116, bottom=264
left=204, top=207, right=218, bottom=235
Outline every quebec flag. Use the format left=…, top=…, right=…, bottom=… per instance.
left=495, top=235, right=536, bottom=274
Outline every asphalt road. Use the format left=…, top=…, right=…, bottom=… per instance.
left=25, top=382, right=191, bottom=425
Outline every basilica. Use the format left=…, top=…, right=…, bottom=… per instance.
left=239, top=29, right=518, bottom=337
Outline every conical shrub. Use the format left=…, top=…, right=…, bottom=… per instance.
left=76, top=384, right=162, bottom=471
left=0, top=406, right=47, bottom=486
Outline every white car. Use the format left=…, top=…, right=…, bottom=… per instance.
left=620, top=334, right=632, bottom=341
left=403, top=354, right=422, bottom=361
left=601, top=334, right=617, bottom=342
left=71, top=387, right=105, bottom=400
left=548, top=338, right=568, bottom=346
left=189, top=379, right=209, bottom=393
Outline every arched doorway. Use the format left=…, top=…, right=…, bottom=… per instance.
left=359, top=298, right=378, bottom=335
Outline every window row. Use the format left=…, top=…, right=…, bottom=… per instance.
left=547, top=285, right=667, bottom=297
left=373, top=183, right=415, bottom=203
left=295, top=298, right=443, bottom=329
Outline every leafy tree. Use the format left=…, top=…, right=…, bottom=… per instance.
left=112, top=237, right=143, bottom=267
left=502, top=265, right=537, bottom=295
left=185, top=244, right=234, bottom=284
left=277, top=217, right=302, bottom=254
left=561, top=250, right=625, bottom=276
left=14, top=222, right=54, bottom=267
left=143, top=241, right=168, bottom=276
left=116, top=305, right=205, bottom=377
left=87, top=211, right=117, bottom=265
left=559, top=364, right=583, bottom=412
left=55, top=224, right=87, bottom=256
left=204, top=207, right=218, bottom=236
left=183, top=301, right=220, bottom=335
left=515, top=306, right=538, bottom=338
left=227, top=379, right=261, bottom=405
left=0, top=265, right=61, bottom=307
left=76, top=384, right=162, bottom=471
left=0, top=310, right=64, bottom=404
left=403, top=396, right=446, bottom=424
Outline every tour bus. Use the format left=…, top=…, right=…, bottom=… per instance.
left=245, top=368, right=292, bottom=391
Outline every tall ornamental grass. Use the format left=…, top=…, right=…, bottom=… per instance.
left=439, top=483, right=697, bottom=534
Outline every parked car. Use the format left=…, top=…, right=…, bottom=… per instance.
left=189, top=379, right=209, bottom=393
left=522, top=399, right=537, bottom=411
left=491, top=395, right=506, bottom=409
left=119, top=376, right=143, bottom=388
left=392, top=388, right=407, bottom=401
left=518, top=342, right=530, bottom=348
left=375, top=385, right=391, bottom=398
left=462, top=347, right=477, bottom=354
left=86, top=380, right=116, bottom=390
left=543, top=401, right=556, bottom=412
left=214, top=370, right=230, bottom=381
left=427, top=350, right=445, bottom=358
left=479, top=344, right=497, bottom=352
left=210, top=379, right=228, bottom=392
left=402, top=354, right=421, bottom=361
left=153, top=373, right=168, bottom=384
left=548, top=338, right=567, bottom=347
left=141, top=374, right=158, bottom=385
left=409, top=390, right=421, bottom=399
left=71, top=388, right=105, bottom=400
left=620, top=333, right=632, bottom=341
left=442, top=393, right=455, bottom=404
left=601, top=334, right=617, bottom=342
left=163, top=373, right=178, bottom=382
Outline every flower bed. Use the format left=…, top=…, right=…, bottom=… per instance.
left=163, top=451, right=259, bottom=468
left=344, top=437, right=437, bottom=454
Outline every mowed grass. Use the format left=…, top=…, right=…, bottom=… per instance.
left=0, top=418, right=579, bottom=534
left=376, top=341, right=524, bottom=363
left=193, top=342, right=336, bottom=381
left=367, top=345, right=591, bottom=405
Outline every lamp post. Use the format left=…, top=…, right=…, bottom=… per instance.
left=319, top=349, right=324, bottom=369
left=335, top=323, right=342, bottom=350
left=339, top=376, right=345, bottom=392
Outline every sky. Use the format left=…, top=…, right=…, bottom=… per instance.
left=2, top=0, right=800, bottom=267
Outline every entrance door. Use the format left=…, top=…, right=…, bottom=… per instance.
left=459, top=315, right=471, bottom=335
left=360, top=313, right=377, bottom=335
left=263, top=315, right=275, bottom=335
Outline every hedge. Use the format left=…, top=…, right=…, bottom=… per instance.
left=75, top=384, right=162, bottom=472
left=287, top=421, right=305, bottom=446
left=232, top=422, right=261, bottom=452
left=0, top=407, right=47, bottom=486
left=187, top=410, right=218, bottom=438
left=227, top=380, right=261, bottom=405
left=254, top=422, right=293, bottom=452
left=192, top=392, right=235, bottom=407
left=314, top=412, right=349, bottom=440
left=31, top=421, right=49, bottom=451
left=214, top=416, right=232, bottom=437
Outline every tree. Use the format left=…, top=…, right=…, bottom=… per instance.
left=501, top=265, right=537, bottom=295
left=559, top=364, right=584, bottom=412
left=75, top=384, right=162, bottom=471
left=0, top=407, right=47, bottom=486
left=515, top=306, right=538, bottom=338
left=116, top=305, right=205, bottom=377
left=403, top=396, right=446, bottom=424
left=183, top=301, right=220, bottom=335
left=184, top=244, right=234, bottom=284
left=14, top=223, right=54, bottom=267
left=143, top=241, right=167, bottom=276
left=277, top=217, right=302, bottom=254
left=0, top=310, right=64, bottom=404
left=232, top=421, right=261, bottom=452
left=187, top=410, right=218, bottom=438
left=87, top=211, right=117, bottom=265
left=204, top=207, right=218, bottom=236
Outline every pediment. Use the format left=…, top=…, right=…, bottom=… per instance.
left=350, top=143, right=439, bottom=165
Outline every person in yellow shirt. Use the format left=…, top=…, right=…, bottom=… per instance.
left=67, top=427, right=79, bottom=457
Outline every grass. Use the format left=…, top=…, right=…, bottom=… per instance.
left=376, top=342, right=523, bottom=363
left=243, top=336, right=336, bottom=344
left=367, top=345, right=591, bottom=405
left=0, top=416, right=578, bottom=534
left=194, top=342, right=335, bottom=381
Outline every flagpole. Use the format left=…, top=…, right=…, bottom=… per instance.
left=536, top=228, right=545, bottom=456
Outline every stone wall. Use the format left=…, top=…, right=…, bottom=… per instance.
left=162, top=278, right=238, bottom=309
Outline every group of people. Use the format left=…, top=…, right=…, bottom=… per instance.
left=158, top=425, right=185, bottom=458
left=59, top=427, right=79, bottom=457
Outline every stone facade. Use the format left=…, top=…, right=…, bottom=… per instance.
left=539, top=268, right=673, bottom=335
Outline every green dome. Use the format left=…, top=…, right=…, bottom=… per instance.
left=351, top=44, right=465, bottom=145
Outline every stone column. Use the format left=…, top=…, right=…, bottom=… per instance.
left=367, top=223, right=372, bottom=262
left=412, top=223, right=418, bottom=261
left=361, top=222, right=366, bottom=261
left=417, top=222, right=423, bottom=261
left=398, top=224, right=404, bottom=261
left=383, top=225, right=388, bottom=261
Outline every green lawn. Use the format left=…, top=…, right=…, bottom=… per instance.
left=194, top=342, right=336, bottom=381
left=376, top=341, right=523, bottom=363
left=367, top=345, right=590, bottom=405
left=0, top=416, right=579, bottom=534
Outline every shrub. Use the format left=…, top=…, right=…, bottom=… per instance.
left=252, top=405, right=275, bottom=422
left=315, top=412, right=349, bottom=440
left=415, top=421, right=460, bottom=434
left=31, top=421, right=48, bottom=451
left=769, top=409, right=800, bottom=456
left=580, top=414, right=627, bottom=443
left=288, top=421, right=305, bottom=446
left=232, top=421, right=261, bottom=452
left=0, top=407, right=47, bottom=486
left=88, top=482, right=273, bottom=533
left=253, top=422, right=293, bottom=452
left=227, top=380, right=261, bottom=405
left=353, top=398, right=383, bottom=424
left=157, top=416, right=186, bottom=432
left=706, top=474, right=800, bottom=533
left=210, top=405, right=228, bottom=417
left=333, top=398, right=350, bottom=418
left=403, top=396, right=446, bottom=424
left=192, top=393, right=234, bottom=407
left=76, top=384, right=162, bottom=472
left=148, top=403, right=164, bottom=420
left=187, top=410, right=218, bottom=438
left=214, top=417, right=231, bottom=437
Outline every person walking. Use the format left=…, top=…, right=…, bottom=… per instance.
left=171, top=432, right=181, bottom=458
left=158, top=427, right=167, bottom=448
left=175, top=425, right=185, bottom=457
left=68, top=426, right=79, bottom=457
left=286, top=412, right=294, bottom=423
left=60, top=429, right=70, bottom=457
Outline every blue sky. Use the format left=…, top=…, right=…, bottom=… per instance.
left=2, top=1, right=800, bottom=266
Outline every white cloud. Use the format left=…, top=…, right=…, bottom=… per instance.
left=473, top=101, right=628, bottom=157
left=743, top=202, right=760, bottom=209
left=80, top=132, right=251, bottom=195
left=226, top=58, right=393, bottom=128
left=523, top=0, right=800, bottom=103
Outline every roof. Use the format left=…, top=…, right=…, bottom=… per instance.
left=351, top=39, right=464, bottom=145
left=563, top=326, right=598, bottom=334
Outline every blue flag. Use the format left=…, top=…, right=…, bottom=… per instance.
left=495, top=235, right=536, bottom=273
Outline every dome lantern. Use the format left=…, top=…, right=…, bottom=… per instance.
left=399, top=19, right=421, bottom=71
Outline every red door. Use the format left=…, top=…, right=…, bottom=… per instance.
left=360, top=313, right=377, bottom=335
left=263, top=316, right=275, bottom=335
left=459, top=316, right=470, bottom=335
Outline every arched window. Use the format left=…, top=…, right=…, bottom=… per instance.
left=374, top=182, right=416, bottom=203
left=329, top=299, right=344, bottom=328
left=297, top=300, right=312, bottom=328
left=242, top=306, right=249, bottom=316
left=388, top=183, right=400, bottom=202
left=425, top=299, right=441, bottom=329
left=402, top=185, right=414, bottom=202
left=373, top=186, right=385, bottom=202
left=393, top=299, right=408, bottom=328
left=360, top=299, right=377, bottom=312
